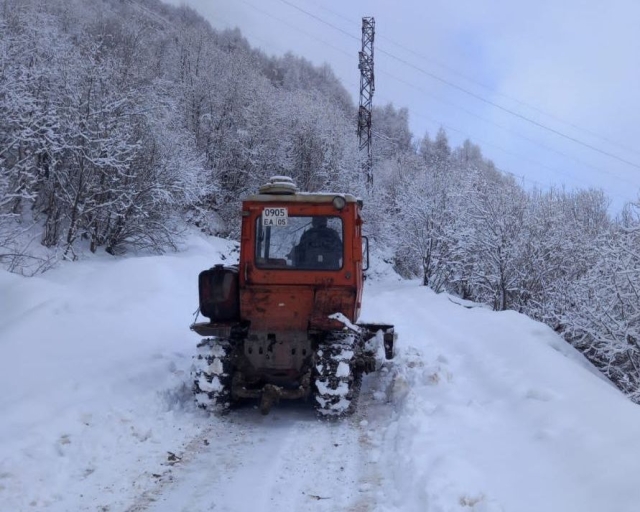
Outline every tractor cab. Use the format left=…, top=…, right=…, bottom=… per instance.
left=237, top=176, right=366, bottom=332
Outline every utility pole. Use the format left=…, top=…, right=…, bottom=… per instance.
left=357, top=17, right=375, bottom=189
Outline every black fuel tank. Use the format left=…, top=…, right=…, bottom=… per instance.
left=198, top=265, right=240, bottom=322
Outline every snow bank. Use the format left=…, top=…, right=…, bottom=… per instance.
left=362, top=280, right=640, bottom=512
left=0, top=234, right=237, bottom=511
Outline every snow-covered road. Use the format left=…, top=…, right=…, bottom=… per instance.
left=2, top=233, right=640, bottom=512
left=134, top=391, right=382, bottom=512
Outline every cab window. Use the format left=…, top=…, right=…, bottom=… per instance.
left=255, top=216, right=343, bottom=270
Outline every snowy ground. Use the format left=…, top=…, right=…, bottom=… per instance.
left=2, top=233, right=640, bottom=512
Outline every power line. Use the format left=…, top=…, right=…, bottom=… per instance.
left=276, top=0, right=359, bottom=41
left=274, top=0, right=640, bottom=170
left=370, top=97, right=583, bottom=191
left=305, top=0, right=640, bottom=159
left=369, top=88, right=595, bottom=191
left=236, top=0, right=354, bottom=59
left=206, top=0, right=639, bottom=200
left=238, top=0, right=637, bottom=191
left=369, top=83, right=631, bottom=198
left=374, top=67, right=639, bottom=188
left=375, top=118, right=632, bottom=204
left=378, top=36, right=640, bottom=159
left=375, top=48, right=640, bottom=170
left=247, top=0, right=633, bottom=182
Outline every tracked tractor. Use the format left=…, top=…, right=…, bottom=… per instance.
left=190, top=176, right=395, bottom=416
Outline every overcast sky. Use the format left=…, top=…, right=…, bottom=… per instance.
left=164, top=0, right=640, bottom=213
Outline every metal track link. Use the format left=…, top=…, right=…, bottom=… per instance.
left=191, top=338, right=233, bottom=414
left=314, top=331, right=363, bottom=417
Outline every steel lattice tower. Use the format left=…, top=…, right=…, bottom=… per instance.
left=357, top=17, right=375, bottom=188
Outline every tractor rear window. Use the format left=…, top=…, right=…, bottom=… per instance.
left=255, top=216, right=343, bottom=270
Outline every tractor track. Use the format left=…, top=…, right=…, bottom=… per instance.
left=122, top=368, right=396, bottom=512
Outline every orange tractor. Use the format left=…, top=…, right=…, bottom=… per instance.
left=190, top=177, right=395, bottom=416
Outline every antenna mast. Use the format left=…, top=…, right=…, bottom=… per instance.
left=357, top=17, right=375, bottom=188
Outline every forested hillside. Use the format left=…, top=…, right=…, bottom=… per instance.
left=1, top=0, right=639, bottom=400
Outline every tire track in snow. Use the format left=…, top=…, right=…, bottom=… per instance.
left=128, top=400, right=382, bottom=512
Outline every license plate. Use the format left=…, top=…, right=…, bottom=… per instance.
left=262, top=207, right=288, bottom=227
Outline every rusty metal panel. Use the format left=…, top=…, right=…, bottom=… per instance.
left=240, top=286, right=315, bottom=331
left=244, top=337, right=312, bottom=372
left=309, top=288, right=357, bottom=330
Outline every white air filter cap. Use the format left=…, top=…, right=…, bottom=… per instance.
left=259, top=176, right=298, bottom=194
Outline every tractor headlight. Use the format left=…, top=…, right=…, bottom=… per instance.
left=332, top=196, right=346, bottom=210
